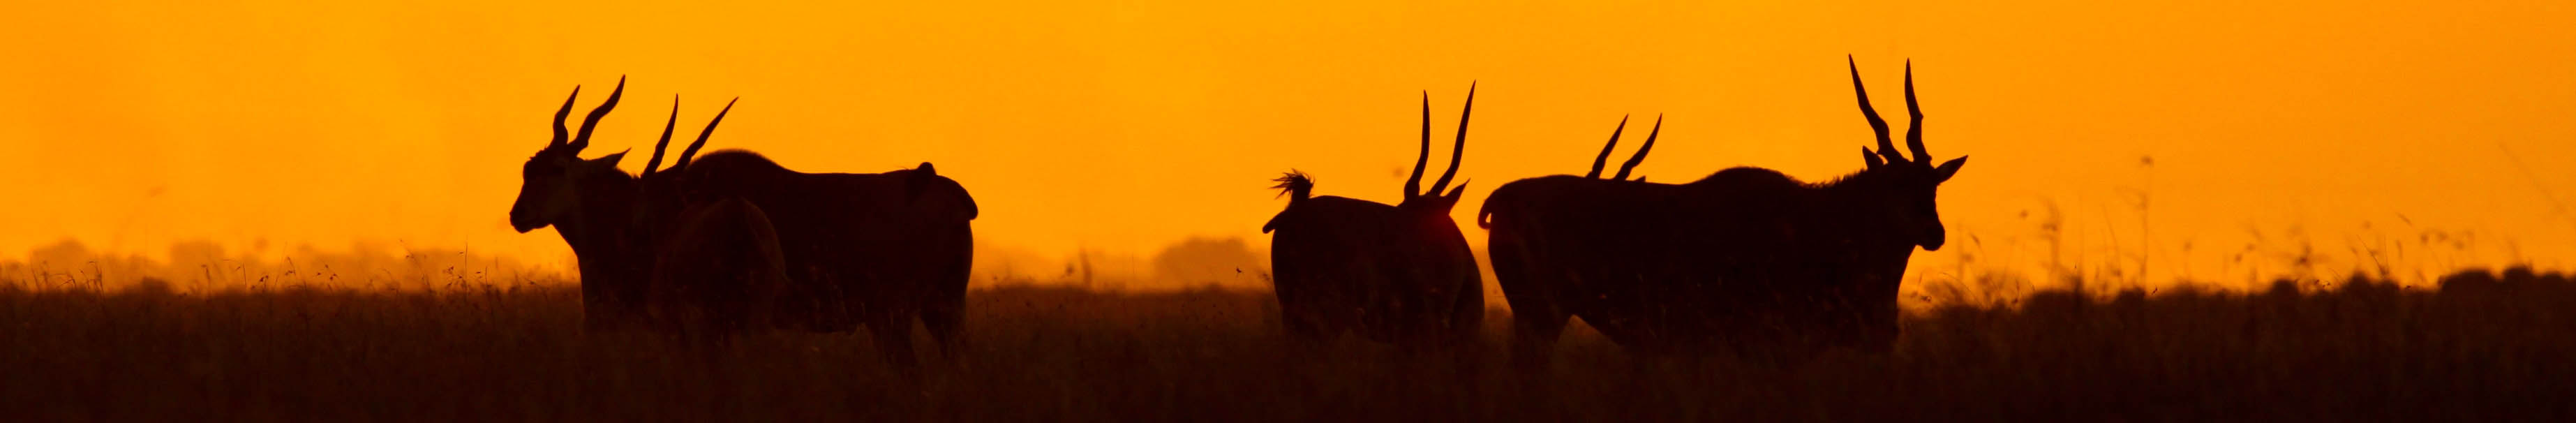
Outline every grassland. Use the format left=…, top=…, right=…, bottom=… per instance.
left=6, top=268, right=2575, bottom=422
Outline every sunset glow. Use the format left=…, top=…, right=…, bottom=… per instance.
left=3, top=0, right=2571, bottom=292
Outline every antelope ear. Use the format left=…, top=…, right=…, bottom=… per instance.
left=1443, top=180, right=1470, bottom=200
left=591, top=149, right=630, bottom=167
left=1862, top=147, right=1884, bottom=169
left=1934, top=156, right=1968, bottom=181
left=916, top=161, right=938, bottom=177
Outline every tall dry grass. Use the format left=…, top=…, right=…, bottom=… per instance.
left=4, top=267, right=2574, bottom=421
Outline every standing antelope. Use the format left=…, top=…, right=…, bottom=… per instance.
left=1262, top=84, right=1485, bottom=348
left=508, top=77, right=653, bottom=330
left=505, top=78, right=792, bottom=338
left=1480, top=58, right=1967, bottom=364
left=663, top=141, right=978, bottom=366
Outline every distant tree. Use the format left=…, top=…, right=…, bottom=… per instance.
left=1152, top=237, right=1263, bottom=288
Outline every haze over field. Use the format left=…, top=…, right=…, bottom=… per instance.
left=2, top=1, right=2571, bottom=292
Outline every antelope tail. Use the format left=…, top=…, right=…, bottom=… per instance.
left=1263, top=170, right=1314, bottom=234
left=1271, top=170, right=1313, bottom=202
left=904, top=162, right=938, bottom=203
left=1475, top=188, right=1505, bottom=230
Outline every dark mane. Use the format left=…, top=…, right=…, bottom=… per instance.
left=1813, top=165, right=1916, bottom=195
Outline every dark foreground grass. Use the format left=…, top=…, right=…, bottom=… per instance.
left=5, top=268, right=2575, bottom=422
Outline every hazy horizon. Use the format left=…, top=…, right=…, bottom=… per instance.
left=4, top=0, right=2571, bottom=293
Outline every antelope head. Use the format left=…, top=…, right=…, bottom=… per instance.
left=1398, top=83, right=1476, bottom=215
left=509, top=77, right=628, bottom=234
left=1849, top=57, right=1968, bottom=251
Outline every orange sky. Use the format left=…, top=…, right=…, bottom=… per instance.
left=3, top=0, right=2571, bottom=290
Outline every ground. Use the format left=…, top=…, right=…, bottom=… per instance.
left=4, top=268, right=2574, bottom=421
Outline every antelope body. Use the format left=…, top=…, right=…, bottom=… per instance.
left=669, top=148, right=978, bottom=366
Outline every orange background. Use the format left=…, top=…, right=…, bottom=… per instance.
left=2, top=1, right=2570, bottom=290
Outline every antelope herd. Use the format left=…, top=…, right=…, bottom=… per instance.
left=509, top=57, right=1965, bottom=366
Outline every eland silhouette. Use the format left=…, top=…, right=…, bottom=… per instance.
left=1480, top=58, right=1967, bottom=364
left=507, top=77, right=655, bottom=330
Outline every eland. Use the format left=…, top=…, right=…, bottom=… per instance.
left=1480, top=58, right=1967, bottom=364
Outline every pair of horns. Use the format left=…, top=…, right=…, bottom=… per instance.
left=1406, top=82, right=1475, bottom=199
left=1586, top=114, right=1660, bottom=180
left=1849, top=56, right=1929, bottom=166
left=642, top=96, right=738, bottom=176
left=550, top=76, right=627, bottom=151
